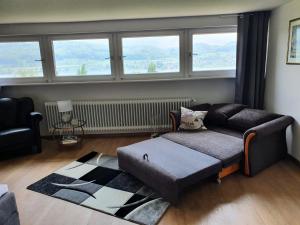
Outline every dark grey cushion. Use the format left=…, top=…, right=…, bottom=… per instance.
left=162, top=130, right=243, bottom=167
left=205, top=103, right=246, bottom=126
left=117, top=137, right=222, bottom=203
left=227, top=108, right=280, bottom=132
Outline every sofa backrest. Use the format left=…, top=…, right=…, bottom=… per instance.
left=0, top=98, right=18, bottom=130
left=189, top=103, right=211, bottom=111
left=204, top=103, right=246, bottom=126
left=16, top=98, right=34, bottom=127
left=205, top=103, right=281, bottom=132
left=227, top=108, right=280, bottom=132
left=0, top=97, right=34, bottom=129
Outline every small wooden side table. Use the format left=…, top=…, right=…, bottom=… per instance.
left=51, top=119, right=86, bottom=147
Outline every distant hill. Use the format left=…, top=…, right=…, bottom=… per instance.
left=0, top=40, right=236, bottom=77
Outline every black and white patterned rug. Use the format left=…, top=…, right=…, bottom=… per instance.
left=27, top=151, right=170, bottom=225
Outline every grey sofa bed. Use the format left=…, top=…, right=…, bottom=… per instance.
left=117, top=103, right=294, bottom=203
left=168, top=103, right=294, bottom=176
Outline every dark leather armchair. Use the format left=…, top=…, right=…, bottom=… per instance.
left=0, top=97, right=43, bottom=157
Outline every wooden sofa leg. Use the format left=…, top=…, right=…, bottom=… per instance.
left=218, top=163, right=240, bottom=180
left=244, top=132, right=256, bottom=176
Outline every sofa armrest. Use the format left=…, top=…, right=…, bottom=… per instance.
left=243, top=116, right=294, bottom=176
left=169, top=110, right=181, bottom=132
left=29, top=112, right=43, bottom=152
left=0, top=192, right=20, bottom=225
left=244, top=116, right=294, bottom=138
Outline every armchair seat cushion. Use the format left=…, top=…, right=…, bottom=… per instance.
left=0, top=128, right=33, bottom=149
left=162, top=130, right=243, bottom=167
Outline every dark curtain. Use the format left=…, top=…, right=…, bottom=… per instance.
left=234, top=11, right=271, bottom=109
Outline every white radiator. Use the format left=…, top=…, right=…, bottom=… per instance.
left=45, top=98, right=192, bottom=134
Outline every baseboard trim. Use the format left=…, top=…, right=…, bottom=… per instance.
left=287, top=154, right=300, bottom=167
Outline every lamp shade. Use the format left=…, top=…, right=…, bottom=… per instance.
left=57, top=100, right=73, bottom=113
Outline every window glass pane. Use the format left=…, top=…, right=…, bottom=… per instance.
left=192, top=32, right=237, bottom=71
left=122, top=35, right=180, bottom=75
left=53, top=38, right=111, bottom=76
left=0, top=41, right=43, bottom=78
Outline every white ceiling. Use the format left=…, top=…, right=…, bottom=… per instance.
left=0, top=0, right=291, bottom=24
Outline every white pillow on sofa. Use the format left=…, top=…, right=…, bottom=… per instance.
left=179, top=107, right=207, bottom=131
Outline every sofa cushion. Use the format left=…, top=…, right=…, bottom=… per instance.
left=205, top=103, right=247, bottom=126
left=227, top=108, right=280, bottom=132
left=0, top=128, right=33, bottom=148
left=179, top=107, right=207, bottom=131
left=162, top=130, right=243, bottom=167
left=0, top=98, right=17, bottom=129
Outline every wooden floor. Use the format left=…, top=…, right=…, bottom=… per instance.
left=1, top=136, right=300, bottom=225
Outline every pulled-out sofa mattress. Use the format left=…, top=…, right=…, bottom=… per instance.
left=117, top=137, right=222, bottom=203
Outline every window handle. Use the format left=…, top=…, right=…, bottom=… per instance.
left=104, top=56, right=113, bottom=60
left=189, top=52, right=198, bottom=57
left=35, top=58, right=45, bottom=62
left=119, top=56, right=126, bottom=60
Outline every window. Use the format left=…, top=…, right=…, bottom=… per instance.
left=120, top=34, right=181, bottom=76
left=0, top=24, right=238, bottom=85
left=0, top=41, right=43, bottom=78
left=191, top=31, right=237, bottom=74
left=52, top=38, right=112, bottom=77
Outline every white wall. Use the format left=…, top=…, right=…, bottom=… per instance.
left=0, top=0, right=288, bottom=24
left=265, top=0, right=300, bottom=160
left=1, top=79, right=235, bottom=135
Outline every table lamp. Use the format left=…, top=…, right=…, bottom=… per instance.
left=57, top=100, right=73, bottom=124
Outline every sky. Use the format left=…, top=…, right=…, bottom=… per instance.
left=193, top=33, right=237, bottom=46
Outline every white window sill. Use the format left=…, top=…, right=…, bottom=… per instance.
left=0, top=75, right=235, bottom=87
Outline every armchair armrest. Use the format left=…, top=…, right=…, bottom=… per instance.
left=169, top=110, right=181, bottom=132
left=30, top=112, right=43, bottom=123
left=243, top=116, right=294, bottom=176
left=29, top=112, right=43, bottom=131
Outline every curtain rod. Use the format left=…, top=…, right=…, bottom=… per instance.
left=220, top=11, right=270, bottom=19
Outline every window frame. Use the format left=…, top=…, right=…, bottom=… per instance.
left=0, top=36, right=48, bottom=85
left=48, top=33, right=115, bottom=82
left=0, top=25, right=238, bottom=86
left=117, top=30, right=185, bottom=80
left=187, top=27, right=237, bottom=78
